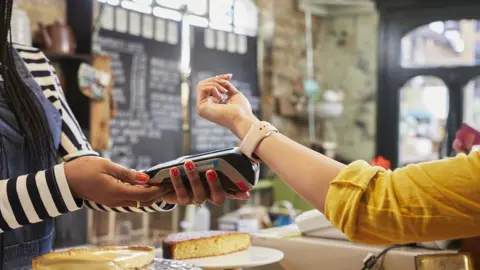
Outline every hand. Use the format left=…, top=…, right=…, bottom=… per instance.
left=158, top=160, right=251, bottom=206
left=196, top=74, right=259, bottom=139
left=64, top=156, right=170, bottom=208
left=453, top=133, right=474, bottom=154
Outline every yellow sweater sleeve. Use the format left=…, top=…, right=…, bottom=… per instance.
left=325, top=151, right=480, bottom=246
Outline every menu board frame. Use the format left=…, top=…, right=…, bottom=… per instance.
left=97, top=4, right=183, bottom=169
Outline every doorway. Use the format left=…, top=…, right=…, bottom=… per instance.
left=376, top=3, right=480, bottom=168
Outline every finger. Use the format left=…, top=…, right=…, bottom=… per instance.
left=453, top=138, right=463, bottom=149
left=106, top=161, right=149, bottom=185
left=202, top=74, right=232, bottom=84
left=169, top=167, right=190, bottom=204
left=215, top=80, right=239, bottom=96
left=225, top=191, right=251, bottom=200
left=159, top=191, right=192, bottom=205
left=202, top=82, right=228, bottom=94
left=197, top=84, right=226, bottom=101
left=184, top=161, right=207, bottom=204
left=205, top=170, right=225, bottom=205
left=465, top=133, right=475, bottom=151
left=218, top=73, right=232, bottom=80
left=114, top=182, right=169, bottom=202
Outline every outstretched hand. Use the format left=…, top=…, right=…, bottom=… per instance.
left=65, top=156, right=170, bottom=208
left=196, top=74, right=259, bottom=139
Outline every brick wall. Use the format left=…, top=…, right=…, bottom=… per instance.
left=257, top=0, right=378, bottom=162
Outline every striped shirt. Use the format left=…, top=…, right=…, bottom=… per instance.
left=0, top=44, right=175, bottom=233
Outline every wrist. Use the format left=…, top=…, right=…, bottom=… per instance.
left=232, top=114, right=260, bottom=140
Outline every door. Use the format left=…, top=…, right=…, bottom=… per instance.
left=377, top=4, right=480, bottom=168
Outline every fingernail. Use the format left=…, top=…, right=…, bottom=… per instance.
left=236, top=181, right=249, bottom=192
left=185, top=161, right=195, bottom=172
left=136, top=172, right=149, bottom=182
left=221, top=73, right=232, bottom=78
left=244, top=192, right=251, bottom=199
left=206, top=170, right=217, bottom=182
left=170, top=167, right=179, bottom=177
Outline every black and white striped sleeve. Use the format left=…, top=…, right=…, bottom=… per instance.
left=15, top=44, right=176, bottom=213
left=84, top=200, right=176, bottom=213
left=0, top=164, right=82, bottom=232
left=14, top=44, right=99, bottom=161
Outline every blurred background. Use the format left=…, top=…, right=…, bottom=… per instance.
left=11, top=0, right=480, bottom=260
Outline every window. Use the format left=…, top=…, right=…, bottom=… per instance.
left=401, top=19, right=480, bottom=68
left=98, top=0, right=258, bottom=36
left=399, top=76, right=449, bottom=165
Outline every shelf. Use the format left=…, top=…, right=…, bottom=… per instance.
left=298, top=0, right=375, bottom=16
left=45, top=53, right=91, bottom=63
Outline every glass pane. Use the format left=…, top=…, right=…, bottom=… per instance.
left=463, top=76, right=480, bottom=129
left=399, top=76, right=449, bottom=166
left=233, top=0, right=258, bottom=35
left=401, top=19, right=480, bottom=68
left=209, top=0, right=233, bottom=27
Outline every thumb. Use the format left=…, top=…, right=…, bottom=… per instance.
left=106, top=161, right=150, bottom=185
left=197, top=97, right=224, bottom=120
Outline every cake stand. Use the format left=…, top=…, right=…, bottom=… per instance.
left=156, top=246, right=284, bottom=270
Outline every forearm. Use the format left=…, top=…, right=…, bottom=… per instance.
left=234, top=116, right=345, bottom=212
left=326, top=152, right=480, bottom=245
left=0, top=164, right=82, bottom=233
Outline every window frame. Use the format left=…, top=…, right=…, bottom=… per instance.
left=375, top=2, right=480, bottom=168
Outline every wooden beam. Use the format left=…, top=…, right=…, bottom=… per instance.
left=298, top=0, right=329, bottom=16
left=298, top=0, right=375, bottom=16
left=310, top=0, right=373, bottom=7
left=327, top=6, right=375, bottom=16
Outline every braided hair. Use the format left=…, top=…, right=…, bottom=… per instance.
left=0, top=0, right=56, bottom=171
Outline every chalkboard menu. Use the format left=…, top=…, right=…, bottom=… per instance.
left=189, top=27, right=260, bottom=154
left=98, top=5, right=183, bottom=169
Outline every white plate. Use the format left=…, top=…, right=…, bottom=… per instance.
left=156, top=246, right=284, bottom=269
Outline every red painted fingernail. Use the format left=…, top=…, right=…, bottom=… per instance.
left=136, top=173, right=149, bottom=182
left=185, top=161, right=195, bottom=172
left=206, top=171, right=217, bottom=182
left=236, top=181, right=249, bottom=192
left=170, top=167, right=179, bottom=177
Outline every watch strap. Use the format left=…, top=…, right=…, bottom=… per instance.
left=239, top=121, right=278, bottom=163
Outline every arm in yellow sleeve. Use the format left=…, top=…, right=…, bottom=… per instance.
left=325, top=151, right=480, bottom=245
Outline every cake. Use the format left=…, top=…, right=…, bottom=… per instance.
left=162, top=231, right=251, bottom=260
left=32, top=246, right=155, bottom=270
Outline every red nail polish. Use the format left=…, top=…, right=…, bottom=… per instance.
left=206, top=171, right=216, bottom=182
left=235, top=181, right=249, bottom=192
left=185, top=161, right=195, bottom=172
left=170, top=167, right=179, bottom=177
left=137, top=173, right=149, bottom=182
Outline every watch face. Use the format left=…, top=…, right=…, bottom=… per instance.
left=415, top=253, right=473, bottom=270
